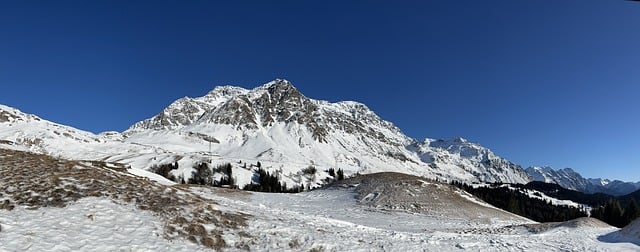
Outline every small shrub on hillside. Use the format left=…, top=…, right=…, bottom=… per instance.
left=150, top=162, right=179, bottom=180
left=325, top=168, right=345, bottom=182
left=242, top=168, right=302, bottom=193
left=301, top=165, right=316, bottom=175
left=190, top=163, right=213, bottom=185
left=336, top=168, right=344, bottom=181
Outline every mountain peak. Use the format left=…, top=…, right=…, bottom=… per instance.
left=255, top=79, right=303, bottom=99
left=206, top=85, right=248, bottom=98
left=559, top=167, right=578, bottom=174
left=254, top=79, right=294, bottom=90
left=453, top=137, right=468, bottom=143
left=271, top=78, right=293, bottom=86
left=0, top=104, right=39, bottom=123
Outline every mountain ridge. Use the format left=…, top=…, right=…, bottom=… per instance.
left=526, top=166, right=640, bottom=196
left=122, top=79, right=531, bottom=185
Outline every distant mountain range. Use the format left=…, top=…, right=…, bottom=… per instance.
left=525, top=166, right=640, bottom=196
left=0, top=79, right=636, bottom=193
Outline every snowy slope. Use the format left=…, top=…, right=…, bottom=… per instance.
left=196, top=176, right=639, bottom=251
left=0, top=197, right=202, bottom=251
left=526, top=166, right=640, bottom=196
left=0, top=104, right=104, bottom=154
left=621, top=218, right=640, bottom=240
left=0, top=104, right=202, bottom=178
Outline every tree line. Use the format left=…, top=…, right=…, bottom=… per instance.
left=150, top=160, right=347, bottom=194
left=451, top=181, right=587, bottom=223
left=242, top=167, right=303, bottom=193
left=517, top=181, right=640, bottom=227
left=150, top=162, right=236, bottom=188
left=451, top=181, right=640, bottom=227
left=591, top=198, right=640, bottom=227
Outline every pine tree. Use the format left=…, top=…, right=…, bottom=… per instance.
left=623, top=198, right=640, bottom=226
left=604, top=199, right=624, bottom=227
left=327, top=168, right=336, bottom=177
left=192, top=162, right=213, bottom=185
left=226, top=163, right=233, bottom=176
left=337, top=168, right=344, bottom=180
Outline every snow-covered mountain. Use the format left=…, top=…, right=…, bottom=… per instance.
left=411, top=137, right=530, bottom=183
left=0, top=104, right=104, bottom=153
left=526, top=166, right=640, bottom=196
left=124, top=79, right=531, bottom=185
left=0, top=79, right=531, bottom=187
left=525, top=166, right=591, bottom=192
left=0, top=104, right=185, bottom=172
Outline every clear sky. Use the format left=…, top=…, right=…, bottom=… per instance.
left=1, top=1, right=639, bottom=181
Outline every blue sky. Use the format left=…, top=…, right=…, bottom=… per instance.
left=1, top=1, right=639, bottom=181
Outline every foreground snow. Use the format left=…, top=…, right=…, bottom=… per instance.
left=2, top=184, right=639, bottom=251
left=1, top=148, right=639, bottom=251
left=189, top=185, right=640, bottom=251
left=0, top=198, right=199, bottom=251
left=3, top=189, right=638, bottom=251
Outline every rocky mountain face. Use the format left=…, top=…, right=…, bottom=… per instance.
left=127, top=80, right=407, bottom=145
left=526, top=166, right=640, bottom=196
left=127, top=85, right=247, bottom=131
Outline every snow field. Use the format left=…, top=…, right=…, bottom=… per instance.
left=1, top=148, right=639, bottom=251
left=0, top=149, right=250, bottom=251
left=187, top=174, right=640, bottom=251
left=0, top=197, right=200, bottom=251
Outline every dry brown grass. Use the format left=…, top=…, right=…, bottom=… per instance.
left=0, top=148, right=251, bottom=250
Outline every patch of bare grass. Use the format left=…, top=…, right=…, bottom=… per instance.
left=0, top=148, right=251, bottom=250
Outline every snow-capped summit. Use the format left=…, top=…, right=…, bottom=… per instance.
left=205, top=85, right=249, bottom=98
left=198, top=79, right=327, bottom=139
left=589, top=178, right=611, bottom=187
left=252, top=78, right=296, bottom=92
